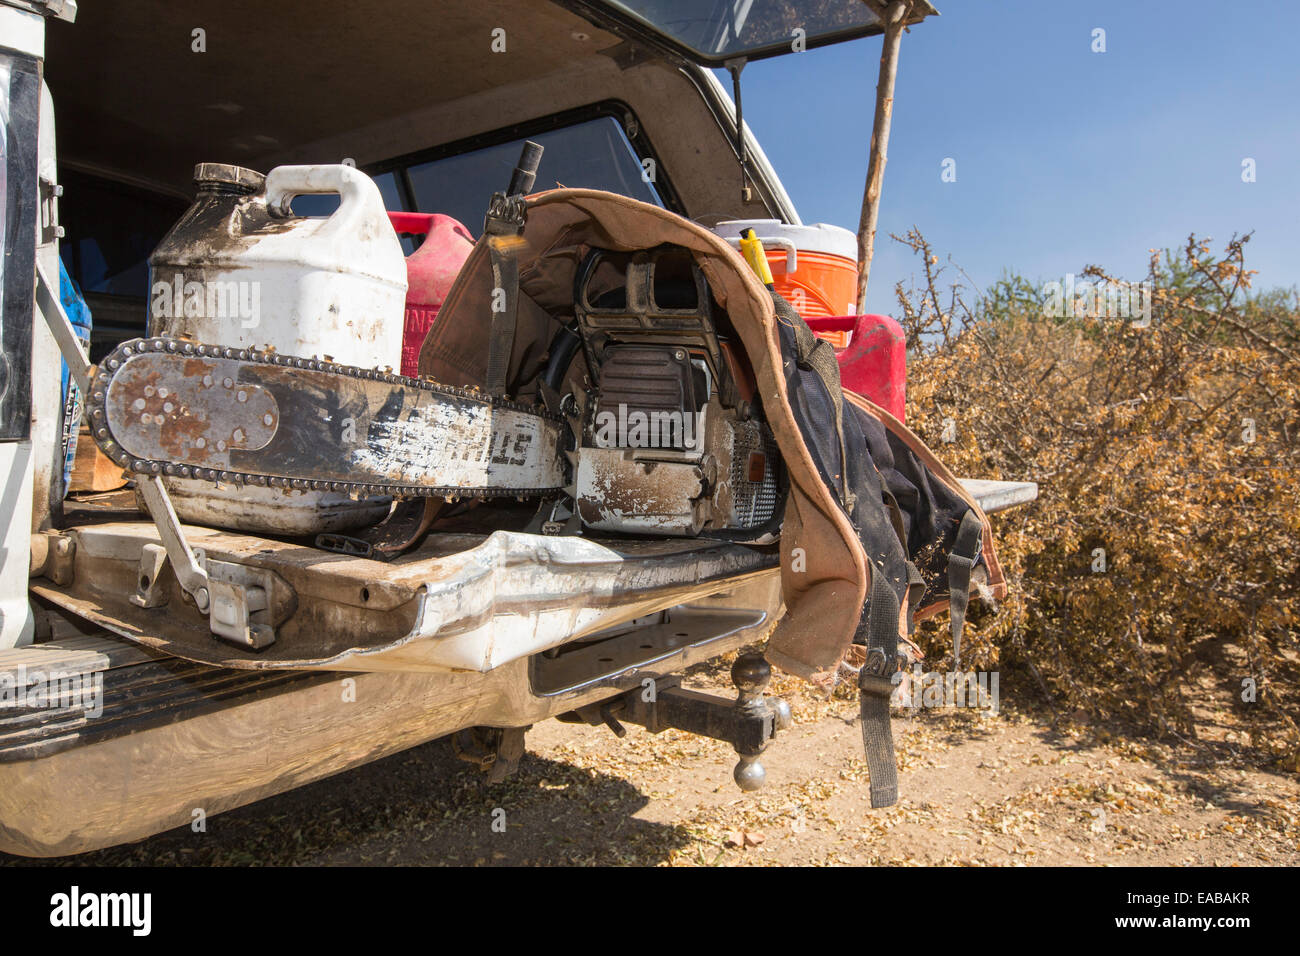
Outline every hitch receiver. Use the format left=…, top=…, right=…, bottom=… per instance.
left=562, top=653, right=792, bottom=791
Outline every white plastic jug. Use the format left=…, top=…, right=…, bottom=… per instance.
left=149, top=162, right=407, bottom=366
left=146, top=163, right=408, bottom=534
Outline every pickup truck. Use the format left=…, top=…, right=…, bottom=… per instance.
left=0, top=0, right=1036, bottom=858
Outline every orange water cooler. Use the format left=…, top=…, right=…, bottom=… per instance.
left=710, top=219, right=907, bottom=421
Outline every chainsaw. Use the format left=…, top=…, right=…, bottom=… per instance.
left=85, top=336, right=568, bottom=501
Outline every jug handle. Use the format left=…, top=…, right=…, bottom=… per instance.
left=264, top=165, right=384, bottom=235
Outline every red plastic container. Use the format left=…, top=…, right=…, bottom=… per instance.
left=806, top=314, right=907, bottom=423
left=387, top=212, right=475, bottom=377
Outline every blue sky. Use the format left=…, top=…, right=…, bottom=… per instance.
left=720, top=0, right=1299, bottom=315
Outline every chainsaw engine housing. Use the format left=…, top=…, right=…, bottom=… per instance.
left=571, top=247, right=783, bottom=540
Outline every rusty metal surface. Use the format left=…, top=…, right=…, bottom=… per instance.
left=88, top=337, right=568, bottom=498
left=30, top=520, right=780, bottom=672
left=576, top=449, right=706, bottom=535
left=575, top=406, right=781, bottom=538
left=105, top=354, right=279, bottom=464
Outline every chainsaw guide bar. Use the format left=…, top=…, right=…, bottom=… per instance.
left=86, top=337, right=568, bottom=499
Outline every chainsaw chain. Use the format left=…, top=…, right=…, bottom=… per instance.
left=85, top=336, right=568, bottom=500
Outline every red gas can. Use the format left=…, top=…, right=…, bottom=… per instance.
left=387, top=211, right=475, bottom=377
left=806, top=314, right=907, bottom=422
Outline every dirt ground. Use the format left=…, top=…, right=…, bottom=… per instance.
left=6, top=654, right=1299, bottom=867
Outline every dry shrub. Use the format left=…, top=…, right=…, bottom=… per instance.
left=892, top=229, right=1300, bottom=765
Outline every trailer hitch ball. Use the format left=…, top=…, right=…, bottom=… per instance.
left=569, top=653, right=792, bottom=793
left=772, top=697, right=793, bottom=731
left=735, top=754, right=766, bottom=791
left=733, top=658, right=769, bottom=712
left=731, top=653, right=789, bottom=792
left=732, top=653, right=791, bottom=729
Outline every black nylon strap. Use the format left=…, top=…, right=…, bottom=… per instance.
left=880, top=485, right=907, bottom=550
left=858, top=568, right=902, bottom=808
left=784, top=295, right=854, bottom=511
left=484, top=236, right=520, bottom=398
left=904, top=559, right=926, bottom=635
left=947, top=510, right=985, bottom=668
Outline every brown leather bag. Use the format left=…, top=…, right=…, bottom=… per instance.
left=419, top=189, right=1005, bottom=680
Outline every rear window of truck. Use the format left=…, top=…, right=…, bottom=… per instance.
left=372, top=114, right=664, bottom=235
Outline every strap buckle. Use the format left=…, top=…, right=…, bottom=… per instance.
left=483, top=192, right=527, bottom=234
left=858, top=647, right=900, bottom=699
left=948, top=551, right=977, bottom=571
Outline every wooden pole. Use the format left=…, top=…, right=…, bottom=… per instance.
left=855, top=1, right=908, bottom=314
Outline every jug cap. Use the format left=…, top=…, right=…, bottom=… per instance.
left=193, top=163, right=265, bottom=195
